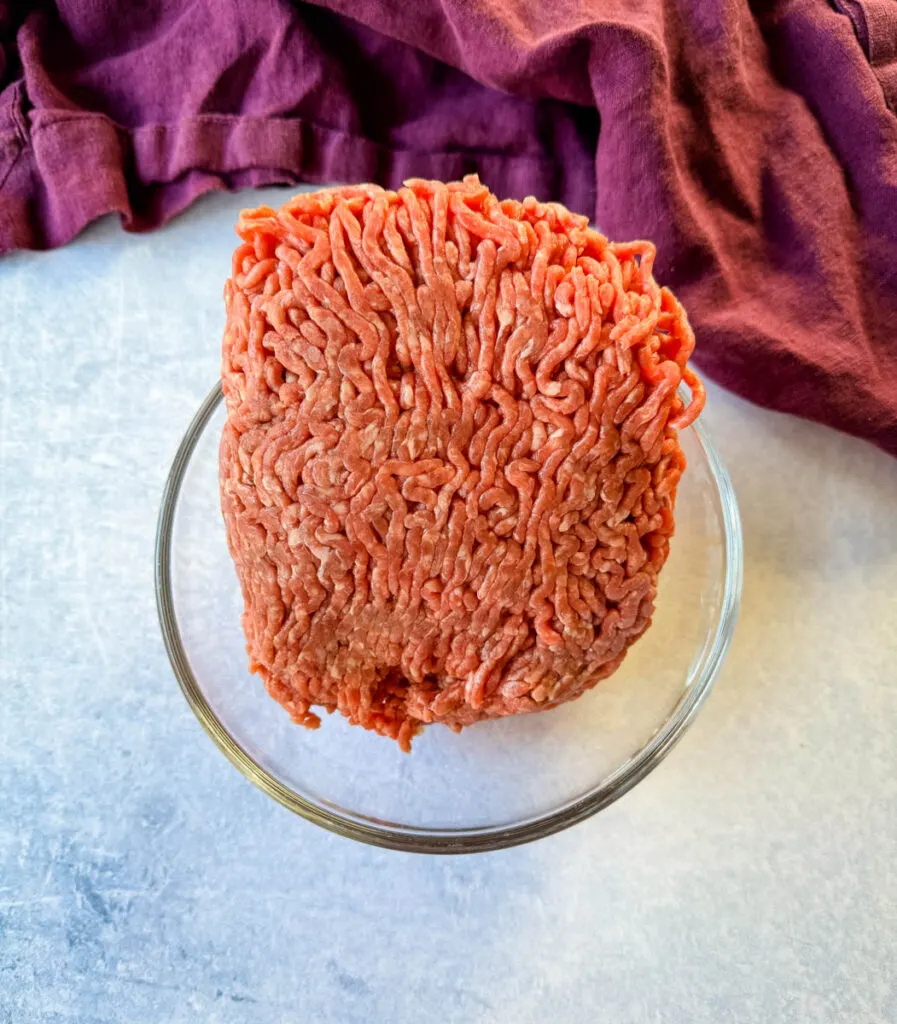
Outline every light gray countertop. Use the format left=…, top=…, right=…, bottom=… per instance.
left=1, top=190, right=895, bottom=1024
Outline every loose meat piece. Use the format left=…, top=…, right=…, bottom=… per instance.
left=220, top=176, right=704, bottom=751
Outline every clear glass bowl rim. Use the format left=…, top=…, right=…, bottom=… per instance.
left=155, top=382, right=743, bottom=854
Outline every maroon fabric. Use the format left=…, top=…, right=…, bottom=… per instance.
left=2, top=1, right=896, bottom=456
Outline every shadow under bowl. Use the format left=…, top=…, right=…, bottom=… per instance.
left=156, top=383, right=742, bottom=853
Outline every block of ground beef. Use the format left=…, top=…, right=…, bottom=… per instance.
left=219, top=176, right=705, bottom=751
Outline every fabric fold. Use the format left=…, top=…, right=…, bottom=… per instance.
left=1, top=0, right=896, bottom=456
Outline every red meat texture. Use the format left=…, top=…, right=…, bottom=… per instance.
left=219, top=176, right=705, bottom=751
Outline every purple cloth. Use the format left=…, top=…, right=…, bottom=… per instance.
left=2, top=1, right=896, bottom=456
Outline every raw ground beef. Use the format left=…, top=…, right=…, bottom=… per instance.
left=219, top=176, right=704, bottom=750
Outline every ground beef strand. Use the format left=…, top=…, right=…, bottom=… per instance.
left=220, top=176, right=705, bottom=751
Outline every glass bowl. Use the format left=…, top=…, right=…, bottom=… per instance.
left=156, top=383, right=741, bottom=853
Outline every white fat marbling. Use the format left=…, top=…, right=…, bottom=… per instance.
left=0, top=190, right=895, bottom=1023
